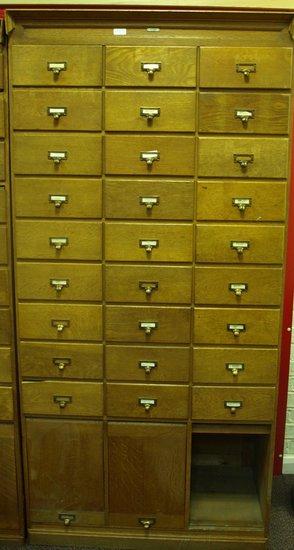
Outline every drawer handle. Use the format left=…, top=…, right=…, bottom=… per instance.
left=230, top=241, right=250, bottom=256
left=48, top=151, right=68, bottom=165
left=58, top=513, right=75, bottom=526
left=139, top=321, right=158, bottom=335
left=140, top=196, right=159, bottom=212
left=140, top=107, right=161, bottom=121
left=47, top=107, right=67, bottom=120
left=50, top=279, right=69, bottom=293
left=234, top=153, right=254, bottom=170
left=140, top=150, right=160, bottom=166
left=139, top=281, right=158, bottom=296
left=226, top=363, right=245, bottom=377
left=138, top=517, right=156, bottom=529
left=49, top=237, right=68, bottom=251
left=227, top=323, right=246, bottom=337
left=139, top=361, right=157, bottom=374
left=139, top=239, right=159, bottom=254
left=47, top=61, right=67, bottom=76
left=235, top=109, right=254, bottom=126
left=53, top=357, right=71, bottom=372
left=229, top=283, right=248, bottom=297
left=138, top=398, right=157, bottom=411
left=49, top=194, right=68, bottom=209
left=232, top=198, right=252, bottom=212
left=224, top=400, right=243, bottom=414
left=53, top=395, right=72, bottom=409
left=141, top=62, right=161, bottom=77
left=236, top=63, right=256, bottom=81
left=51, top=319, right=70, bottom=333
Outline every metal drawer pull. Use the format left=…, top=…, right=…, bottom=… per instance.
left=47, top=107, right=67, bottom=120
left=235, top=109, right=254, bottom=126
left=141, top=62, right=161, bottom=77
left=53, top=395, right=72, bottom=409
left=138, top=517, right=156, bottom=529
left=231, top=241, right=250, bottom=255
left=140, top=196, right=159, bottom=211
left=139, top=239, right=159, bottom=254
left=138, top=398, right=157, bottom=411
left=226, top=363, right=245, bottom=377
left=236, top=63, right=256, bottom=81
left=229, top=283, right=248, bottom=297
left=49, top=194, right=68, bottom=209
left=53, top=357, right=71, bottom=372
left=140, top=107, right=160, bottom=121
left=139, top=361, right=157, bottom=374
left=47, top=61, right=67, bottom=76
left=140, top=150, right=160, bottom=166
left=51, top=319, right=70, bottom=333
left=49, top=237, right=68, bottom=251
left=232, top=198, right=251, bottom=212
left=50, top=279, right=69, bottom=293
left=139, top=281, right=158, bottom=295
left=234, top=153, right=254, bottom=170
left=225, top=400, right=243, bottom=414
left=58, top=513, right=75, bottom=526
left=227, top=323, right=246, bottom=337
left=48, top=151, right=67, bottom=165
left=139, top=321, right=158, bottom=335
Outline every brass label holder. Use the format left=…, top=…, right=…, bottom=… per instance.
left=48, top=151, right=68, bottom=165
left=53, top=395, right=72, bottom=409
left=47, top=61, right=67, bottom=76
left=51, top=319, right=70, bottom=333
left=225, top=400, right=243, bottom=414
left=139, top=281, right=158, bottom=295
left=140, top=196, right=159, bottom=211
left=139, top=239, right=159, bottom=254
left=227, top=323, right=246, bottom=337
left=138, top=398, right=157, bottom=411
left=139, top=360, right=157, bottom=374
left=139, top=321, right=158, bottom=335
left=47, top=107, right=67, bottom=119
left=226, top=363, right=245, bottom=377
left=232, top=198, right=252, bottom=212
left=236, top=63, right=256, bottom=81
left=141, top=62, right=161, bottom=77
left=229, top=283, right=248, bottom=296
left=53, top=357, right=71, bottom=372
left=49, top=194, right=68, bottom=209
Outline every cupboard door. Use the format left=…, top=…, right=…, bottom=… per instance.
left=108, top=422, right=187, bottom=530
left=26, top=419, right=104, bottom=528
left=0, top=424, right=20, bottom=531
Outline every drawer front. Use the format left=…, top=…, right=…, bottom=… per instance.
left=199, top=47, right=292, bottom=89
left=105, top=223, right=193, bottom=262
left=192, top=386, right=275, bottom=422
left=197, top=180, right=287, bottom=222
left=0, top=309, right=11, bottom=345
left=196, top=224, right=284, bottom=264
left=194, top=307, right=280, bottom=345
left=16, top=220, right=102, bottom=261
left=0, top=185, right=6, bottom=222
left=105, top=136, right=195, bottom=176
left=18, top=304, right=102, bottom=341
left=0, top=348, right=12, bottom=383
left=0, top=142, right=5, bottom=180
left=12, top=45, right=102, bottom=86
left=105, top=265, right=192, bottom=304
left=107, top=383, right=189, bottom=419
left=17, top=262, right=102, bottom=301
left=195, top=266, right=283, bottom=306
left=198, top=137, right=288, bottom=179
left=105, top=90, right=195, bottom=132
left=105, top=179, right=194, bottom=220
left=22, top=381, right=103, bottom=416
left=0, top=386, right=14, bottom=421
left=0, top=268, right=9, bottom=306
left=14, top=178, right=102, bottom=219
left=13, top=134, right=102, bottom=176
left=13, top=89, right=102, bottom=131
left=106, top=306, right=191, bottom=343
left=0, top=226, right=7, bottom=264
left=105, top=46, right=196, bottom=87
left=106, top=345, right=189, bottom=382
left=20, top=342, right=103, bottom=380
left=198, top=92, right=290, bottom=134
left=0, top=94, right=4, bottom=137
left=193, top=347, right=278, bottom=385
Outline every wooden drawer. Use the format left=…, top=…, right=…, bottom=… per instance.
left=14, top=177, right=102, bottom=219
left=0, top=142, right=5, bottom=180
left=18, top=303, right=102, bottom=342
left=106, top=345, right=189, bottom=382
left=13, top=134, right=102, bottom=176
left=198, top=137, right=288, bottom=179
left=105, top=136, right=195, bottom=176
left=192, top=386, right=275, bottom=422
left=198, top=92, right=290, bottom=134
left=22, top=381, right=103, bottom=416
left=105, top=179, right=194, bottom=220
left=0, top=53, right=3, bottom=90
left=105, top=265, right=192, bottom=304
left=20, top=342, right=103, bottom=380
left=199, top=47, right=292, bottom=89
left=106, top=306, right=191, bottom=344
left=0, top=184, right=6, bottom=222
left=107, top=383, right=189, bottom=419
left=0, top=308, right=11, bottom=345
left=0, top=348, right=12, bottom=383
left=0, top=226, right=7, bottom=264
left=196, top=180, right=287, bottom=222
left=193, top=347, right=278, bottom=385
left=196, top=224, right=284, bottom=264
left=12, top=45, right=102, bottom=86
left=15, top=220, right=102, bottom=261
left=0, top=94, right=4, bottom=137
left=105, top=223, right=193, bottom=262
left=0, top=386, right=13, bottom=421
left=0, top=267, right=9, bottom=306
left=105, top=46, right=196, bottom=87
left=13, top=89, right=102, bottom=131
left=194, top=307, right=280, bottom=346
left=195, top=266, right=283, bottom=306
left=105, top=90, right=195, bottom=131
left=17, top=262, right=102, bottom=301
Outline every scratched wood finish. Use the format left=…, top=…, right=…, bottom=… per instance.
left=0, top=309, right=11, bottom=345
left=0, top=424, right=20, bottom=530
left=0, top=348, right=12, bottom=383
left=0, top=226, right=7, bottom=265
left=0, top=268, right=9, bottom=306
left=0, top=142, right=4, bottom=180
left=0, top=185, right=6, bottom=222
left=0, top=95, right=4, bottom=137
left=108, top=422, right=187, bottom=528
left=0, top=386, right=14, bottom=420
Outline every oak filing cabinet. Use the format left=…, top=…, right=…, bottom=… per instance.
left=1, top=2, right=293, bottom=548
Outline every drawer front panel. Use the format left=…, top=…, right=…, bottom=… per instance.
left=0, top=309, right=11, bottom=345
left=13, top=89, right=102, bottom=131
left=0, top=226, right=7, bottom=264
left=105, top=46, right=196, bottom=87
left=105, top=90, right=195, bottom=131
left=198, top=137, right=288, bottom=179
left=16, top=220, right=102, bottom=261
left=105, top=136, right=195, bottom=176
left=0, top=386, right=14, bottom=421
left=18, top=304, right=102, bottom=341
left=198, top=92, right=290, bottom=134
left=106, top=345, right=190, bottom=382
left=192, top=386, right=275, bottom=422
left=12, top=45, right=102, bottom=86
left=105, top=179, right=194, bottom=220
left=105, top=223, right=193, bottom=262
left=13, top=134, right=102, bottom=176
left=195, top=266, right=283, bottom=306
left=0, top=348, right=12, bottom=383
left=0, top=268, right=9, bottom=306
left=0, top=185, right=6, bottom=222
left=197, top=180, right=287, bottom=221
left=194, top=307, right=280, bottom=345
left=106, top=306, right=191, bottom=343
left=22, top=381, right=103, bottom=416
left=105, top=265, right=192, bottom=304
left=107, top=383, right=189, bottom=419
left=199, top=47, right=292, bottom=89
left=0, top=95, right=4, bottom=138
left=193, top=347, right=278, bottom=385
left=17, top=262, right=102, bottom=301
left=196, top=224, right=284, bottom=264
left=20, top=342, right=103, bottom=380
left=0, top=142, right=5, bottom=180
left=15, top=178, right=102, bottom=219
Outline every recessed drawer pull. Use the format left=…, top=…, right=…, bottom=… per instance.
left=140, top=150, right=160, bottom=166
left=139, top=321, right=158, bottom=335
left=51, top=319, right=70, bottom=333
left=224, top=400, right=243, bottom=414
left=140, top=196, right=159, bottom=211
left=140, top=107, right=161, bottom=121
left=226, top=363, right=245, bottom=377
left=229, top=283, right=248, bottom=296
left=53, top=357, right=71, bottom=372
left=232, top=198, right=252, bottom=212
left=47, top=107, right=67, bottom=120
left=58, top=513, right=75, bottom=526
left=141, top=62, right=161, bottom=77
left=139, top=239, right=159, bottom=254
left=53, top=395, right=72, bottom=409
left=49, top=194, right=68, bottom=209
left=48, top=151, right=67, bottom=165
left=235, top=109, right=254, bottom=126
left=233, top=153, right=254, bottom=170
left=227, top=323, right=246, bottom=337
left=139, top=361, right=157, bottom=374
left=138, top=398, right=157, bottom=411
left=139, top=281, right=158, bottom=295
left=231, top=241, right=250, bottom=255
left=47, top=61, right=67, bottom=76
left=50, top=279, right=69, bottom=293
left=236, top=63, right=256, bottom=81
left=138, top=517, right=156, bottom=529
left=49, top=237, right=68, bottom=251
